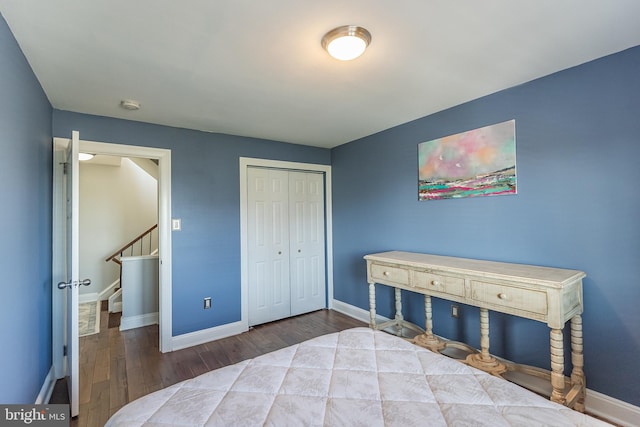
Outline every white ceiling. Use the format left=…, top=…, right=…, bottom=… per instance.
left=2, top=1, right=640, bottom=148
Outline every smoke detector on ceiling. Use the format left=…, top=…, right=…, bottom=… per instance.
left=120, top=99, right=141, bottom=110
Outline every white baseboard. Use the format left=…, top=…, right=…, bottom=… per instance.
left=36, top=366, right=56, bottom=404
left=171, top=320, right=247, bottom=352
left=331, top=299, right=639, bottom=425
left=120, top=312, right=158, bottom=331
left=78, top=292, right=99, bottom=303
left=331, top=298, right=389, bottom=324
left=99, top=279, right=120, bottom=300
left=110, top=301, right=122, bottom=313
left=79, top=279, right=120, bottom=303
left=108, top=287, right=122, bottom=313
left=585, top=389, right=640, bottom=427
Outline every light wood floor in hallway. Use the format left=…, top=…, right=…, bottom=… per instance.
left=55, top=306, right=366, bottom=427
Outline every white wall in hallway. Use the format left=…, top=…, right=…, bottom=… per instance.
left=79, top=157, right=158, bottom=297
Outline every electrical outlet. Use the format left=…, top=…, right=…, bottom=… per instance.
left=204, top=297, right=212, bottom=309
left=451, top=304, right=460, bottom=318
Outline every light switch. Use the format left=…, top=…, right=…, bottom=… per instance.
left=172, top=218, right=182, bottom=231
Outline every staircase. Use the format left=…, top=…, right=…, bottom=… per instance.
left=105, top=224, right=158, bottom=313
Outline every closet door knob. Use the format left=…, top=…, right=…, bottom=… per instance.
left=278, top=251, right=282, bottom=255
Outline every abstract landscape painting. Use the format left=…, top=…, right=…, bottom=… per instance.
left=418, top=120, right=516, bottom=200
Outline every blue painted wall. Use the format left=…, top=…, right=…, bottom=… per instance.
left=52, top=111, right=331, bottom=336
left=2, top=4, right=638, bottom=408
left=0, top=13, right=53, bottom=402
left=331, top=46, right=640, bottom=406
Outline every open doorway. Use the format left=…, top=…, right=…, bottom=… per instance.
left=78, top=155, right=159, bottom=332
left=52, top=138, right=173, bottom=392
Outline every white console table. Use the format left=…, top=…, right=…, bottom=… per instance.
left=364, top=251, right=586, bottom=411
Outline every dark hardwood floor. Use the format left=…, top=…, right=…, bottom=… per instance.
left=52, top=305, right=366, bottom=427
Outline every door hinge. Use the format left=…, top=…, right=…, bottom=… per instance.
left=62, top=162, right=68, bottom=175
left=63, top=345, right=67, bottom=356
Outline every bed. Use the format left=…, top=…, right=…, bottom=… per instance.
left=106, top=328, right=610, bottom=426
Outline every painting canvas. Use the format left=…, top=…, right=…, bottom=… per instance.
left=418, top=120, right=516, bottom=200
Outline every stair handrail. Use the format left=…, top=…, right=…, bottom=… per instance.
left=105, top=224, right=158, bottom=264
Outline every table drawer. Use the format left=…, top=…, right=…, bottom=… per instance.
left=413, top=270, right=465, bottom=297
left=370, top=263, right=409, bottom=285
left=470, top=281, right=548, bottom=315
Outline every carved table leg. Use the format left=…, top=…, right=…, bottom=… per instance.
left=570, top=315, right=586, bottom=412
left=368, top=282, right=376, bottom=329
left=550, top=328, right=566, bottom=405
left=414, top=295, right=446, bottom=351
left=394, top=287, right=403, bottom=336
left=465, top=308, right=507, bottom=375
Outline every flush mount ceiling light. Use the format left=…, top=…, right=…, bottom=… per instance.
left=321, top=25, right=371, bottom=61
left=78, top=153, right=94, bottom=161
left=120, top=99, right=141, bottom=110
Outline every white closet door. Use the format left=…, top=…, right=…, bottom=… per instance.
left=289, top=172, right=326, bottom=316
left=247, top=168, right=291, bottom=326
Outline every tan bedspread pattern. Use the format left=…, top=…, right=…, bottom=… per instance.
left=106, top=327, right=610, bottom=426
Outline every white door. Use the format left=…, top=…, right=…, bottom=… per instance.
left=247, top=168, right=291, bottom=326
left=53, top=131, right=89, bottom=417
left=247, top=168, right=326, bottom=326
left=289, top=172, right=326, bottom=316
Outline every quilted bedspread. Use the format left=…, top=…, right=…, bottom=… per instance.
left=106, top=327, right=610, bottom=426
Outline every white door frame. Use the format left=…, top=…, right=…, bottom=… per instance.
left=52, top=139, right=67, bottom=379
left=51, top=131, right=81, bottom=415
left=52, top=138, right=173, bottom=372
left=239, top=157, right=333, bottom=329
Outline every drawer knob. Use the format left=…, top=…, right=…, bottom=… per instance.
left=383, top=271, right=390, bottom=276
left=498, top=293, right=508, bottom=300
left=431, top=280, right=440, bottom=287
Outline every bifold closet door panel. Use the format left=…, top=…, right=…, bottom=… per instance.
left=289, top=171, right=326, bottom=316
left=247, top=168, right=291, bottom=326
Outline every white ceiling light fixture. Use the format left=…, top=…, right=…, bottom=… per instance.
left=321, top=25, right=371, bottom=61
left=120, top=99, right=141, bottom=110
left=78, top=153, right=94, bottom=161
